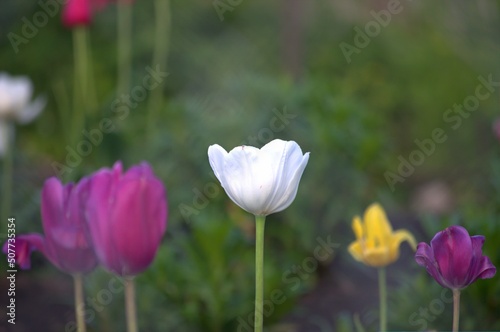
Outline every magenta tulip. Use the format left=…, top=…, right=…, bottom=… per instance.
left=2, top=177, right=97, bottom=274
left=62, top=0, right=92, bottom=27
left=415, top=225, right=496, bottom=289
left=85, top=161, right=167, bottom=276
left=62, top=0, right=114, bottom=27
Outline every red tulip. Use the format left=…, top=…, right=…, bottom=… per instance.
left=62, top=0, right=92, bottom=27
left=62, top=0, right=118, bottom=27
left=85, top=161, right=167, bottom=276
left=2, top=177, right=97, bottom=274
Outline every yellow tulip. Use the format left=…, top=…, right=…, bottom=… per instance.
left=348, top=203, right=417, bottom=267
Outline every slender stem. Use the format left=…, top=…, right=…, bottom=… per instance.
left=148, top=0, right=171, bottom=134
left=72, top=27, right=89, bottom=149
left=73, top=273, right=86, bottom=332
left=74, top=27, right=89, bottom=104
left=1, top=122, right=13, bottom=220
left=453, top=289, right=461, bottom=332
left=85, top=35, right=98, bottom=113
left=52, top=80, right=71, bottom=143
left=378, top=267, right=387, bottom=332
left=117, top=0, right=132, bottom=97
left=254, top=215, right=266, bottom=332
left=125, top=277, right=138, bottom=332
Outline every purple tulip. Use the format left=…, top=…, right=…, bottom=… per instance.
left=85, top=161, right=167, bottom=276
left=2, top=177, right=97, bottom=274
left=415, top=225, right=496, bottom=289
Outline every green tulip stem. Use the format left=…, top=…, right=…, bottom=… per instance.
left=72, top=27, right=89, bottom=151
left=148, top=0, right=171, bottom=134
left=254, top=215, right=266, bottom=332
left=2, top=123, right=13, bottom=220
left=378, top=267, right=387, bottom=332
left=125, top=277, right=138, bottom=332
left=73, top=273, right=86, bottom=332
left=453, top=289, right=461, bottom=332
left=117, top=0, right=132, bottom=97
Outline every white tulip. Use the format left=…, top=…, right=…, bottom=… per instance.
left=0, top=72, right=46, bottom=156
left=208, top=139, right=309, bottom=216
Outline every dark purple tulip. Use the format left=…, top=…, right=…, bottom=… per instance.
left=2, top=177, right=97, bottom=274
left=85, top=161, right=167, bottom=276
left=415, top=225, right=496, bottom=289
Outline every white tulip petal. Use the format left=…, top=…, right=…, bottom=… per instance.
left=260, top=140, right=305, bottom=212
left=207, top=144, right=228, bottom=183
left=0, top=72, right=44, bottom=124
left=269, top=152, right=309, bottom=213
left=16, top=95, right=46, bottom=124
left=207, top=139, right=309, bottom=216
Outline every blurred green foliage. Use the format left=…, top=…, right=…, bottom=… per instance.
left=1, top=0, right=500, bottom=331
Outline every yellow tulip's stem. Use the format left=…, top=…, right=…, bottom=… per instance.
left=73, top=273, right=86, bottom=332
left=378, top=267, right=387, bottom=332
left=453, top=289, right=460, bottom=332
left=125, top=277, right=138, bottom=332
left=254, top=215, right=266, bottom=332
left=117, top=0, right=132, bottom=97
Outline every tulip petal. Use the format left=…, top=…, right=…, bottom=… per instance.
left=110, top=174, right=167, bottom=275
left=2, top=234, right=45, bottom=270
left=40, top=177, right=97, bottom=273
left=364, top=203, right=393, bottom=247
left=16, top=95, right=46, bottom=124
left=2, top=75, right=33, bottom=113
left=352, top=216, right=363, bottom=241
left=41, top=177, right=65, bottom=233
left=266, top=145, right=309, bottom=214
left=465, top=235, right=497, bottom=285
left=207, top=144, right=228, bottom=183
left=257, top=140, right=292, bottom=213
left=348, top=241, right=364, bottom=263
left=431, top=226, right=472, bottom=288
left=216, top=144, right=269, bottom=214
left=86, top=167, right=122, bottom=273
left=363, top=246, right=390, bottom=267
left=388, top=229, right=416, bottom=263
left=40, top=178, right=68, bottom=266
left=415, top=242, right=451, bottom=288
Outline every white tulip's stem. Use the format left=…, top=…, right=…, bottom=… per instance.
left=378, top=267, right=387, bottom=332
left=254, top=215, right=266, bottom=332
left=73, top=273, right=86, bottom=332
left=453, top=289, right=461, bottom=332
left=2, top=123, right=13, bottom=221
left=125, top=277, right=138, bottom=332
left=117, top=0, right=132, bottom=97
